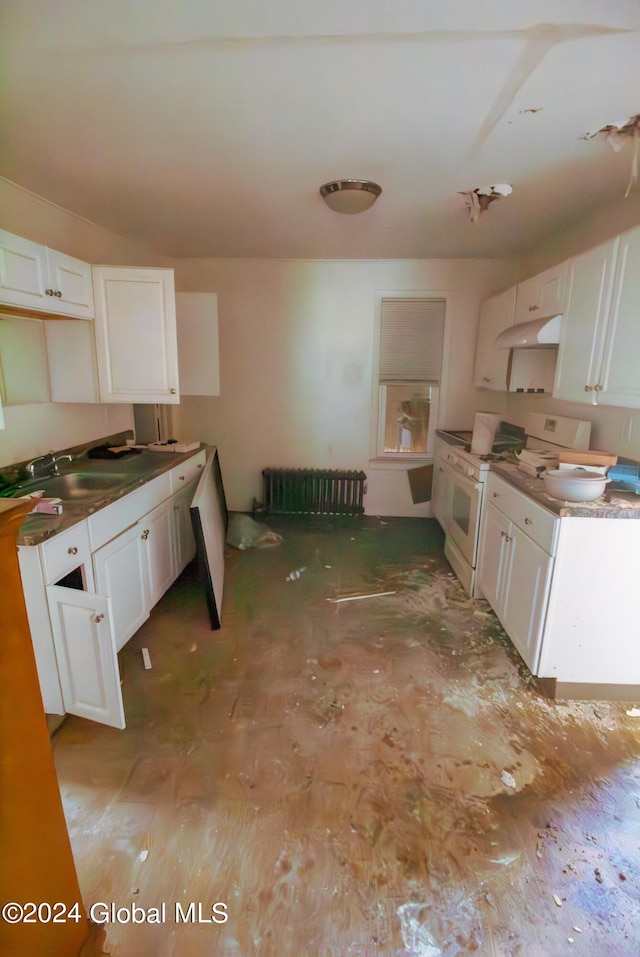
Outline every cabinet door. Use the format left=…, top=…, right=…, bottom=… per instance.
left=0, top=317, right=50, bottom=405
left=176, top=292, right=220, bottom=395
left=476, top=501, right=509, bottom=613
left=0, top=231, right=48, bottom=310
left=46, top=586, right=125, bottom=729
left=44, top=319, right=99, bottom=402
left=473, top=287, right=516, bottom=390
left=92, top=266, right=180, bottom=403
left=93, top=522, right=150, bottom=652
left=500, top=524, right=553, bottom=673
left=431, top=456, right=454, bottom=530
left=597, top=225, right=640, bottom=408
left=513, top=261, right=568, bottom=325
left=553, top=238, right=617, bottom=404
left=45, top=248, right=95, bottom=319
left=143, top=498, right=176, bottom=607
left=172, top=478, right=199, bottom=575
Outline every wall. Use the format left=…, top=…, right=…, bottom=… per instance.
left=0, top=179, right=171, bottom=467
left=500, top=197, right=640, bottom=460
left=171, top=257, right=513, bottom=515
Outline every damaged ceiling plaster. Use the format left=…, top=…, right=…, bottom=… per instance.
left=460, top=184, right=513, bottom=223
left=584, top=113, right=640, bottom=197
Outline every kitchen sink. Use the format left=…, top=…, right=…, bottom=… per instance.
left=14, top=471, right=132, bottom=501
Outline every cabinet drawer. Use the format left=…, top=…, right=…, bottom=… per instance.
left=88, top=472, right=171, bottom=551
left=486, top=473, right=558, bottom=554
left=169, top=449, right=206, bottom=493
left=41, top=521, right=92, bottom=584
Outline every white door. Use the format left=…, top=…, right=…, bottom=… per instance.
left=597, top=225, right=640, bottom=409
left=474, top=287, right=516, bottom=390
left=92, top=265, right=180, bottom=403
left=431, top=455, right=454, bottom=531
left=46, top=586, right=125, bottom=729
left=477, top=501, right=509, bottom=612
left=172, top=479, right=199, bottom=574
left=500, top=525, right=553, bottom=674
left=0, top=231, right=48, bottom=310
left=45, top=248, right=95, bottom=319
left=553, top=238, right=617, bottom=404
left=93, top=522, right=150, bottom=652
left=143, top=498, right=176, bottom=606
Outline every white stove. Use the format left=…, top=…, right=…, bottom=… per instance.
left=433, top=413, right=591, bottom=597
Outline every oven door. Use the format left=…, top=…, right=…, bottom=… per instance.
left=446, top=469, right=483, bottom=567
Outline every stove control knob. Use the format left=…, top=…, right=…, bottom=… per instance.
left=466, top=466, right=475, bottom=476
left=450, top=453, right=458, bottom=465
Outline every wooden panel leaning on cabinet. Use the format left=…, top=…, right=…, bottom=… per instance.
left=0, top=500, right=88, bottom=957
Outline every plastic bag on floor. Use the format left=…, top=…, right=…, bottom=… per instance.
left=226, top=513, right=283, bottom=550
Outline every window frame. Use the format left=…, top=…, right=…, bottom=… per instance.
left=370, top=292, right=449, bottom=465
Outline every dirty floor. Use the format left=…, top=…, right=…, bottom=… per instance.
left=52, top=515, right=640, bottom=956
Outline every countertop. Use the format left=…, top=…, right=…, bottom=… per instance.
left=436, top=429, right=640, bottom=519
left=490, top=463, right=640, bottom=519
left=13, top=444, right=206, bottom=546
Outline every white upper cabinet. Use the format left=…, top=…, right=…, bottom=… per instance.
left=552, top=234, right=628, bottom=406
left=596, top=226, right=640, bottom=408
left=513, top=261, right=569, bottom=325
left=0, top=230, right=94, bottom=318
left=473, top=286, right=516, bottom=390
left=92, top=265, right=180, bottom=403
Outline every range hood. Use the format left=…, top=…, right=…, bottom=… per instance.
left=495, top=314, right=562, bottom=349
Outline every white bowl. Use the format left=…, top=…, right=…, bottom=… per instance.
left=543, top=468, right=610, bottom=502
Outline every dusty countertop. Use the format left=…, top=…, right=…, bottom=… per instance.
left=490, top=462, right=640, bottom=519
left=10, top=440, right=206, bottom=547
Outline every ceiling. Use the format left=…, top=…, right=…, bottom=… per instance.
left=1, top=1, right=639, bottom=260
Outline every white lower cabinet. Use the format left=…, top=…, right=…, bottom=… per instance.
left=93, top=521, right=150, bottom=653
left=478, top=471, right=640, bottom=691
left=18, top=450, right=208, bottom=729
left=46, top=587, right=125, bottom=729
left=478, top=500, right=553, bottom=672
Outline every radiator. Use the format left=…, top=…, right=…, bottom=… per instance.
left=262, top=468, right=366, bottom=515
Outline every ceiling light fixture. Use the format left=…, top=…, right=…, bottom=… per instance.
left=319, top=179, right=382, bottom=214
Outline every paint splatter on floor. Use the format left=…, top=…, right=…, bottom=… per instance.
left=53, top=516, right=640, bottom=956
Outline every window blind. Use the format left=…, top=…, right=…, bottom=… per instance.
left=379, top=298, right=445, bottom=381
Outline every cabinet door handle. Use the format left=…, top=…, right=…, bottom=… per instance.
left=504, top=534, right=513, bottom=543
left=595, top=384, right=603, bottom=391
left=91, top=612, right=104, bottom=623
left=141, top=528, right=150, bottom=540
left=483, top=376, right=491, bottom=383
left=55, top=290, right=62, bottom=298
left=528, top=304, right=539, bottom=311
left=169, top=388, right=177, bottom=394
left=524, top=517, right=533, bottom=525
left=500, top=530, right=506, bottom=537
left=67, top=546, right=78, bottom=555
left=493, top=492, right=500, bottom=498
left=178, top=475, right=185, bottom=481
left=584, top=385, right=593, bottom=392
left=45, top=288, right=54, bottom=296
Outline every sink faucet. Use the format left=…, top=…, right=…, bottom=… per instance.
left=26, top=452, right=73, bottom=478
left=51, top=454, right=73, bottom=475
left=26, top=453, right=54, bottom=479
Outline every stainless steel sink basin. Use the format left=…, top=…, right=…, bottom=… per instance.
left=15, top=471, right=131, bottom=501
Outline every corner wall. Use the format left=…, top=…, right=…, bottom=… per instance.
left=171, top=257, right=513, bottom=514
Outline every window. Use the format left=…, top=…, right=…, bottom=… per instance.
left=376, top=297, right=445, bottom=458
